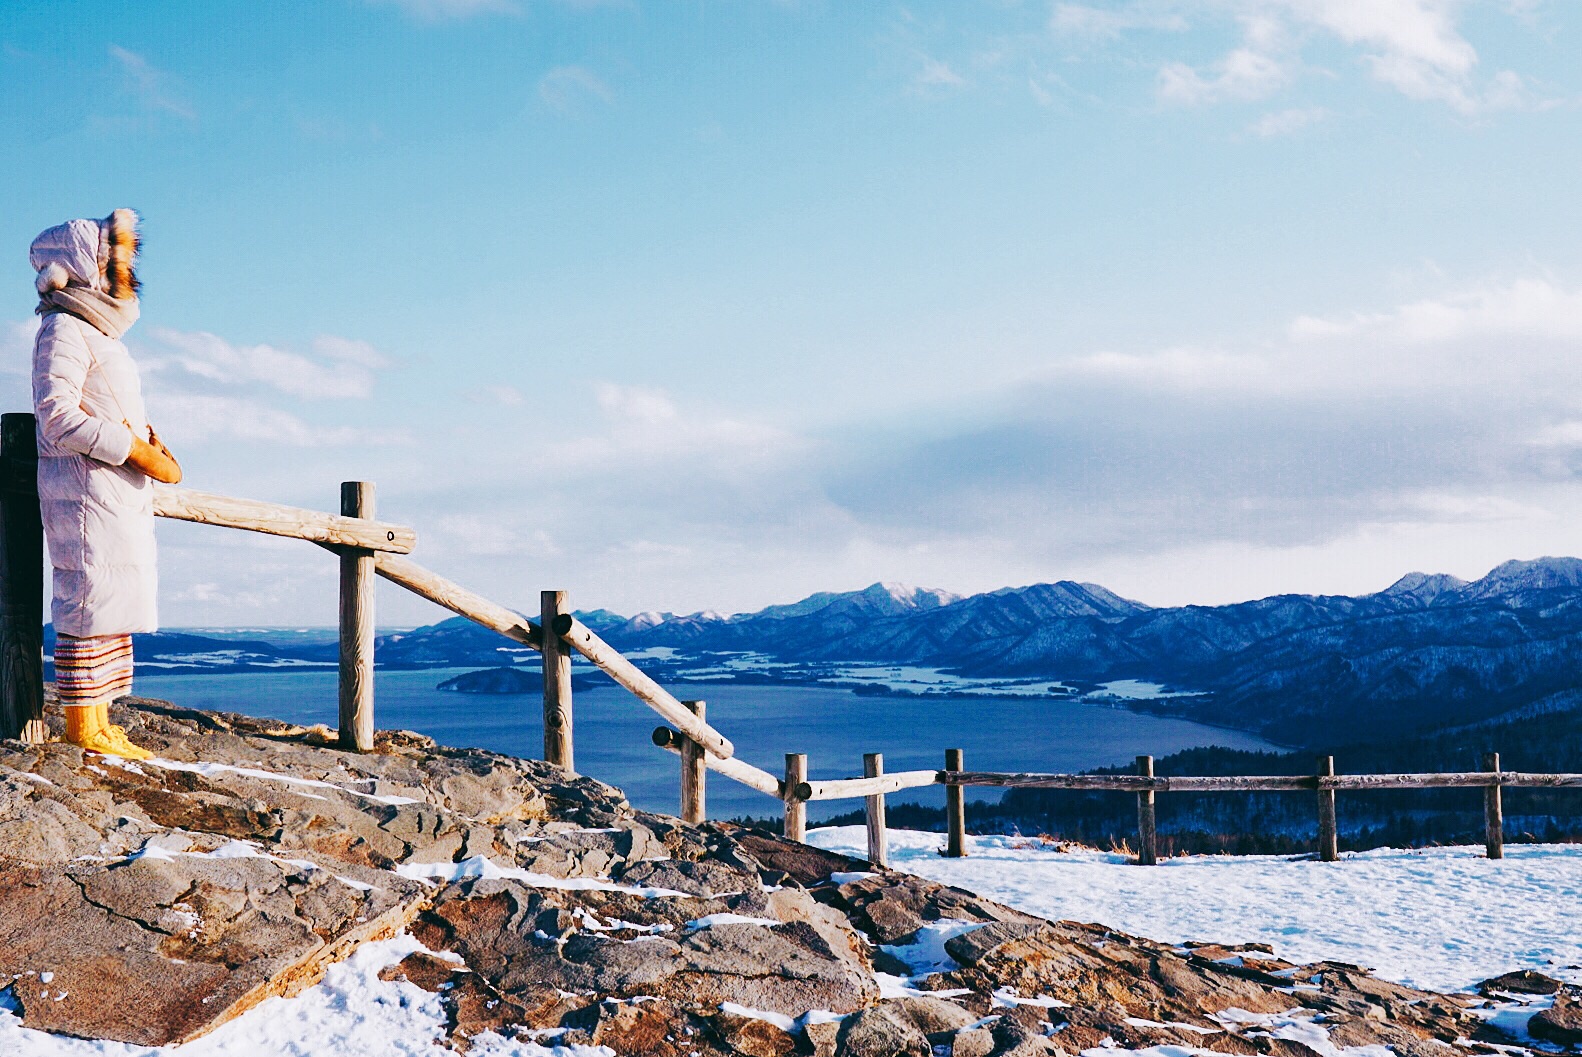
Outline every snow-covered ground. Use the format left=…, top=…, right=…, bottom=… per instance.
left=0, top=935, right=612, bottom=1057
left=7, top=828, right=1577, bottom=1055
left=809, top=827, right=1582, bottom=993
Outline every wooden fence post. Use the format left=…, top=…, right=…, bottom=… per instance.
left=783, top=753, right=808, bottom=842
left=680, top=700, right=706, bottom=823
left=945, top=748, right=966, bottom=858
left=338, top=481, right=375, bottom=752
left=1136, top=754, right=1158, bottom=865
left=864, top=752, right=887, bottom=868
left=1317, top=755, right=1338, bottom=862
left=1484, top=752, right=1503, bottom=860
left=541, top=590, right=574, bottom=771
left=0, top=413, right=45, bottom=744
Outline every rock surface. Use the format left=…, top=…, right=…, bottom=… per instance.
left=0, top=696, right=1573, bottom=1054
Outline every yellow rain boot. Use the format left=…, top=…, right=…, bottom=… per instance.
left=63, top=702, right=151, bottom=760
left=96, top=701, right=153, bottom=761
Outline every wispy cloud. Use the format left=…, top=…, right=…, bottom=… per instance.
left=108, top=45, right=195, bottom=121
left=1144, top=0, right=1534, bottom=114
left=1248, top=105, right=1329, bottom=136
left=912, top=55, right=967, bottom=93
left=537, top=65, right=613, bottom=113
left=1159, top=44, right=1289, bottom=105
left=148, top=392, right=410, bottom=447
left=142, top=329, right=391, bottom=401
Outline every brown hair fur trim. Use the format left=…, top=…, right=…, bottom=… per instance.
left=103, top=208, right=140, bottom=300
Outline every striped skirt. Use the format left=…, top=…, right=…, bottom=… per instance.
left=55, top=634, right=135, bottom=708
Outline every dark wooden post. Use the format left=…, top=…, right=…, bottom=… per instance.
left=1136, top=754, right=1158, bottom=865
left=864, top=752, right=887, bottom=868
left=783, top=752, right=807, bottom=842
left=541, top=589, right=574, bottom=771
left=0, top=414, right=45, bottom=744
left=1484, top=752, right=1504, bottom=860
left=1317, top=755, right=1338, bottom=862
left=338, top=481, right=375, bottom=752
left=679, top=700, right=706, bottom=823
left=945, top=748, right=966, bottom=858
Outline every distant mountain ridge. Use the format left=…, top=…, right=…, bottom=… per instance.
left=595, top=558, right=1582, bottom=746
left=131, top=557, right=1582, bottom=751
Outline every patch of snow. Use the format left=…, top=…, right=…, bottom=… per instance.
left=827, top=871, right=874, bottom=885
left=808, top=828, right=1582, bottom=993
left=683, top=913, right=781, bottom=931
left=1092, top=679, right=1198, bottom=700
left=0, top=931, right=616, bottom=1055
left=1206, top=1007, right=1394, bottom=1057
left=716, top=1001, right=846, bottom=1036
left=572, top=908, right=670, bottom=934
left=993, top=988, right=1070, bottom=1009
left=144, top=758, right=419, bottom=806
left=879, top=919, right=985, bottom=976
left=619, top=647, right=677, bottom=661
left=395, top=855, right=690, bottom=898
left=718, top=1001, right=797, bottom=1032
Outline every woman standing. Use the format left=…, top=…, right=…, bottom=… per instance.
left=30, top=209, right=181, bottom=759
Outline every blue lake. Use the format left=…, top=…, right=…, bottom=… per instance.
left=135, top=669, right=1280, bottom=822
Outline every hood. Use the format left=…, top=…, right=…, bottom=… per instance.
left=30, top=209, right=140, bottom=300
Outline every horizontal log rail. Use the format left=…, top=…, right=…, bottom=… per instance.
left=652, top=727, right=784, bottom=798
left=796, top=770, right=939, bottom=802
left=154, top=485, right=416, bottom=553
left=938, top=770, right=1582, bottom=792
left=554, top=614, right=735, bottom=759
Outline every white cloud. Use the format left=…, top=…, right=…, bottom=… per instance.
left=1108, top=0, right=1542, bottom=113
left=1047, top=345, right=1272, bottom=390
left=1158, top=46, right=1290, bottom=104
left=567, top=382, right=795, bottom=467
left=108, top=45, right=195, bottom=121
left=148, top=392, right=410, bottom=447
left=1248, top=105, right=1329, bottom=136
left=1289, top=278, right=1582, bottom=346
left=141, top=328, right=391, bottom=400
left=435, top=515, right=559, bottom=558
left=913, top=56, right=968, bottom=91
left=537, top=66, right=613, bottom=113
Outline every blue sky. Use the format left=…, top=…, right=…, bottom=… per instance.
left=4, top=0, right=1582, bottom=625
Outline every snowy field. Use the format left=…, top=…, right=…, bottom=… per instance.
left=6, top=828, right=1579, bottom=1056
left=810, top=827, right=1582, bottom=993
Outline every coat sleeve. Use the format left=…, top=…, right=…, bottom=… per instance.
left=32, top=317, right=134, bottom=466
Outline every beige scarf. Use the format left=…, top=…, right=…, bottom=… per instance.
left=38, top=286, right=140, bottom=340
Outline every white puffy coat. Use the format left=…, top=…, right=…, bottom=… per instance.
left=31, top=299, right=158, bottom=637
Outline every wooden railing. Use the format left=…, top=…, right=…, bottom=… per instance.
left=2, top=411, right=1578, bottom=870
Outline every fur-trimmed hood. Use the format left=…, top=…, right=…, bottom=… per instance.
left=30, top=209, right=140, bottom=300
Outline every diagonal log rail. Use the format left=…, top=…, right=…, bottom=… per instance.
left=155, top=485, right=416, bottom=553
left=554, top=614, right=735, bottom=759
left=652, top=727, right=783, bottom=798
left=373, top=553, right=542, bottom=651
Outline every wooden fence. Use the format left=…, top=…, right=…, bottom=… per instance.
left=1, top=410, right=1577, bottom=869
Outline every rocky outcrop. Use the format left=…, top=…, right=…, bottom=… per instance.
left=1, top=696, right=1574, bottom=1054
